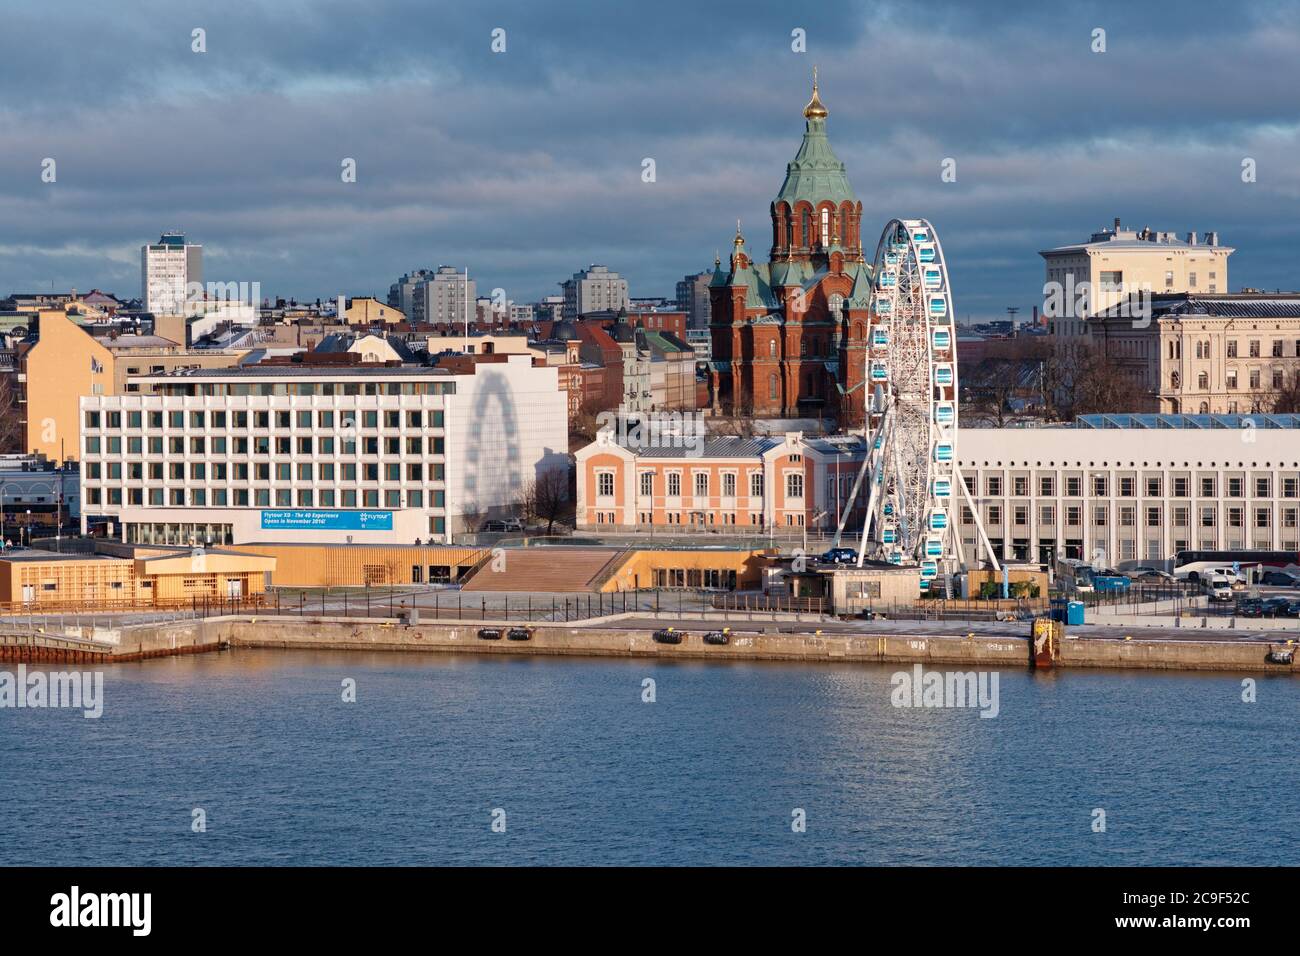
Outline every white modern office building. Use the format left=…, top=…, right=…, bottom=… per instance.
left=141, top=232, right=203, bottom=316
left=956, top=414, right=1300, bottom=566
left=78, top=355, right=569, bottom=546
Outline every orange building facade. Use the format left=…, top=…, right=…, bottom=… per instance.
left=575, top=430, right=868, bottom=534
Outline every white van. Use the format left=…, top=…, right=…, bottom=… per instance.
left=1204, top=576, right=1234, bottom=603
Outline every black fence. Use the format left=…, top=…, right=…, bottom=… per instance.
left=248, top=587, right=737, bottom=623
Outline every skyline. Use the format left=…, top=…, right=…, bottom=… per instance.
left=3, top=1, right=1300, bottom=317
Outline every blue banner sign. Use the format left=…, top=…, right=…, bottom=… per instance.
left=260, top=510, right=393, bottom=531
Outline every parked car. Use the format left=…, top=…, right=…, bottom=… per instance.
left=1124, top=567, right=1174, bottom=583
left=819, top=547, right=859, bottom=564
left=1237, top=597, right=1267, bottom=618
left=1263, top=597, right=1300, bottom=618
left=1205, top=577, right=1235, bottom=603
left=482, top=518, right=525, bottom=533
left=1261, top=570, right=1300, bottom=587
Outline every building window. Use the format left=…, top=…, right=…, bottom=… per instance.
left=639, top=472, right=654, bottom=497
left=694, top=473, right=708, bottom=496
left=597, top=472, right=615, bottom=497
left=667, top=472, right=681, bottom=497
left=722, top=473, right=736, bottom=497
left=786, top=473, right=804, bottom=499
left=750, top=473, right=764, bottom=497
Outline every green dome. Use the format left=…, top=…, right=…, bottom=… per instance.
left=774, top=79, right=856, bottom=208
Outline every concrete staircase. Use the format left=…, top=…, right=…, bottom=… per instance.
left=459, top=547, right=625, bottom=593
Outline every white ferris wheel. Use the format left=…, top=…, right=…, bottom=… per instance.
left=833, top=218, right=999, bottom=592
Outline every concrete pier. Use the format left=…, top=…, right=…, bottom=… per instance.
left=3, top=615, right=1295, bottom=673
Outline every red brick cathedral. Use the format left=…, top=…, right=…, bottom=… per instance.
left=708, top=75, right=871, bottom=425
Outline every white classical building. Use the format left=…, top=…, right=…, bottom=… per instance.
left=956, top=415, right=1300, bottom=566
left=575, top=414, right=1300, bottom=569
left=78, top=355, right=568, bottom=546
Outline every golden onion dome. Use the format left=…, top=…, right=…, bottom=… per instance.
left=803, top=67, right=827, bottom=119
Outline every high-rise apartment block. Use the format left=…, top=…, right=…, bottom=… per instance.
left=141, top=232, right=202, bottom=315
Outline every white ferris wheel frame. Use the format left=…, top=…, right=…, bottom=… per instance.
left=832, top=217, right=1000, bottom=584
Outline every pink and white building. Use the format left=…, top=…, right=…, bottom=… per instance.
left=575, top=430, right=868, bottom=533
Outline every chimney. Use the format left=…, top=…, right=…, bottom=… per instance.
left=1113, top=217, right=1122, bottom=232
left=1187, top=232, right=1197, bottom=245
left=1207, top=231, right=1219, bottom=246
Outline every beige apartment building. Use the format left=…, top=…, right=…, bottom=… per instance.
left=22, top=310, right=244, bottom=463
left=1041, top=217, right=1232, bottom=337
left=1090, top=293, right=1300, bottom=413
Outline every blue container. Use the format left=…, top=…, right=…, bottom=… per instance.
left=1066, top=601, right=1085, bottom=626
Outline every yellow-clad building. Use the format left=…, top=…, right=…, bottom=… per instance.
left=0, top=544, right=275, bottom=608
left=22, top=310, right=244, bottom=464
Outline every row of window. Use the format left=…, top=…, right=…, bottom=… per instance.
left=147, top=381, right=456, bottom=397
left=1173, top=367, right=1293, bottom=390
left=977, top=475, right=1300, bottom=498
left=85, top=435, right=445, bottom=457
left=85, top=461, right=444, bottom=482
left=597, top=472, right=798, bottom=499
left=1184, top=338, right=1300, bottom=360
left=86, top=487, right=444, bottom=509
left=963, top=504, right=1299, bottom=529
left=85, top=409, right=445, bottom=430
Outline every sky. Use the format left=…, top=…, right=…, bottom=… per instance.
left=2, top=0, right=1300, bottom=321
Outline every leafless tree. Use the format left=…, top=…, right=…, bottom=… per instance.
left=515, top=467, right=572, bottom=535
left=1270, top=369, right=1300, bottom=414
left=460, top=501, right=485, bottom=533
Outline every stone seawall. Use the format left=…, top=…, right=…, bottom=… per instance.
left=196, top=617, right=1298, bottom=673
left=10, top=615, right=1285, bottom=674
left=217, top=618, right=1031, bottom=667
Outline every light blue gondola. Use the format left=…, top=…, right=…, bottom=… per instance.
left=883, top=501, right=894, bottom=516
left=874, top=297, right=892, bottom=315
left=871, top=327, right=890, bottom=347
left=924, top=536, right=944, bottom=558
left=923, top=267, right=942, bottom=289
left=917, top=244, right=935, bottom=263
left=930, top=509, right=948, bottom=531
left=912, top=228, right=929, bottom=242
left=929, top=295, right=947, bottom=316
left=884, top=251, right=900, bottom=266
left=932, top=328, right=951, bottom=350
left=920, top=559, right=939, bottom=578
left=878, top=272, right=897, bottom=289
left=934, top=441, right=953, bottom=462
left=934, top=403, right=955, bottom=426
left=882, top=527, right=897, bottom=544
left=870, top=362, right=888, bottom=382
left=933, top=478, right=952, bottom=498
left=933, top=364, right=954, bottom=386
left=888, top=552, right=903, bottom=565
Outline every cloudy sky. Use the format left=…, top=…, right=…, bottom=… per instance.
left=2, top=0, right=1299, bottom=320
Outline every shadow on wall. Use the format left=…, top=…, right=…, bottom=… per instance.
left=461, top=367, right=522, bottom=510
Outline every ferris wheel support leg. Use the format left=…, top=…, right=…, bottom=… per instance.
left=855, top=412, right=894, bottom=567
left=954, top=463, right=1001, bottom=575
left=855, top=465, right=883, bottom=568
left=834, top=413, right=888, bottom=547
